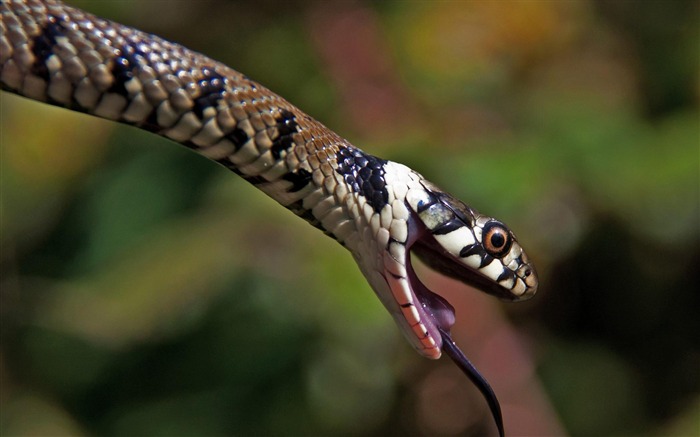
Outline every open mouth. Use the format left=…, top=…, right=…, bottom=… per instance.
left=400, top=211, right=508, bottom=437
left=399, top=210, right=519, bottom=350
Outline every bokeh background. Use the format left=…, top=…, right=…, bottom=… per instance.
left=1, top=1, right=698, bottom=436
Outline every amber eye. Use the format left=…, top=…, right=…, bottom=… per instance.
left=482, top=221, right=512, bottom=258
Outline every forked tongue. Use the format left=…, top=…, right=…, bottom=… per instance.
left=407, top=248, right=504, bottom=436
left=439, top=326, right=505, bottom=437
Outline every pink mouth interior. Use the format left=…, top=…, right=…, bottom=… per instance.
left=405, top=252, right=456, bottom=349
left=403, top=217, right=457, bottom=350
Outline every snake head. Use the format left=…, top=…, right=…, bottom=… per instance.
left=370, top=164, right=537, bottom=360
left=406, top=179, right=538, bottom=303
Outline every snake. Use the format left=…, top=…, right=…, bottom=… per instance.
left=1, top=1, right=539, bottom=435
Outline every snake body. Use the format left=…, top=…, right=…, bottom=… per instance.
left=1, top=1, right=538, bottom=434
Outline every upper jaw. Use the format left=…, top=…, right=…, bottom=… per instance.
left=412, top=237, right=537, bottom=302
left=408, top=208, right=536, bottom=297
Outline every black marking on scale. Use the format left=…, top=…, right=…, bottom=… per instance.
left=416, top=196, right=437, bottom=214
left=335, top=147, right=389, bottom=212
left=514, top=255, right=524, bottom=267
left=227, top=127, right=249, bottom=150
left=270, top=109, right=299, bottom=159
left=497, top=269, right=515, bottom=283
left=432, top=219, right=463, bottom=236
left=192, top=68, right=227, bottom=119
left=459, top=243, right=484, bottom=259
left=479, top=254, right=494, bottom=268
left=282, top=168, right=312, bottom=193
left=30, top=15, right=65, bottom=82
left=141, top=107, right=162, bottom=133
left=109, top=42, right=148, bottom=96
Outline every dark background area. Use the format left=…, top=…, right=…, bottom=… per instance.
left=1, top=1, right=698, bottom=436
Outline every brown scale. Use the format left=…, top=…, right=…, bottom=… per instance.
left=1, top=0, right=359, bottom=240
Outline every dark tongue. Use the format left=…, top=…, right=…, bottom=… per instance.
left=406, top=259, right=503, bottom=436
left=419, top=288, right=456, bottom=330
left=439, top=328, right=505, bottom=437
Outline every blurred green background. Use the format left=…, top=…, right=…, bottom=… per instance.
left=1, top=1, right=698, bottom=436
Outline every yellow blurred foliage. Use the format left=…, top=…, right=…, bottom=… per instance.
left=397, top=1, right=583, bottom=81
left=0, top=392, right=86, bottom=437
left=2, top=94, right=112, bottom=185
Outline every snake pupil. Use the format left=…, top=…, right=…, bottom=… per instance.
left=491, top=233, right=505, bottom=248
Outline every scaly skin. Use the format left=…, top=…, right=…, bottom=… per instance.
left=1, top=2, right=539, bottom=435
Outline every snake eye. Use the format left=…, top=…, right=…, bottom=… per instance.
left=482, top=221, right=512, bottom=258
